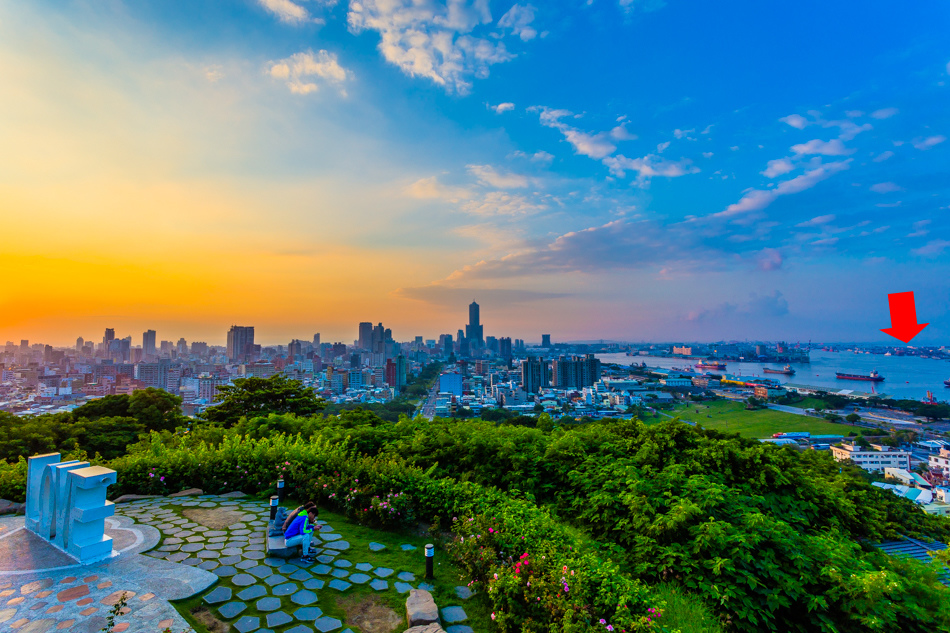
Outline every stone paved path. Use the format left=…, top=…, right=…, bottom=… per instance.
left=111, top=495, right=470, bottom=633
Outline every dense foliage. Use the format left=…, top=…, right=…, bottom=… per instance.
left=199, top=374, right=326, bottom=427
left=1, top=387, right=948, bottom=631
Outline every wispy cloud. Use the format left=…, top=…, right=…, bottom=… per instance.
left=268, top=50, right=351, bottom=95
left=913, top=239, right=950, bottom=257
left=715, top=161, right=851, bottom=218
left=791, top=138, right=853, bottom=156
left=467, top=164, right=530, bottom=188
left=257, top=0, right=314, bottom=24
left=872, top=150, right=894, bottom=162
left=404, top=176, right=472, bottom=202
left=871, top=107, right=899, bottom=119
left=603, top=154, right=699, bottom=181
left=534, top=107, right=618, bottom=158
left=488, top=102, right=515, bottom=114
left=796, top=214, right=835, bottom=227
left=497, top=4, right=537, bottom=41
left=869, top=181, right=902, bottom=193
left=460, top=191, right=547, bottom=216
left=913, top=135, right=946, bottom=150
left=761, top=158, right=794, bottom=178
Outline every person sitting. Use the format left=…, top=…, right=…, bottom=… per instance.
left=282, top=501, right=316, bottom=532
left=283, top=504, right=318, bottom=564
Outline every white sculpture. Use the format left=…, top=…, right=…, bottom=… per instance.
left=26, top=453, right=118, bottom=564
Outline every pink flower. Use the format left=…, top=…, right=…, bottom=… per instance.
left=160, top=476, right=165, bottom=482
left=490, top=613, right=496, bottom=621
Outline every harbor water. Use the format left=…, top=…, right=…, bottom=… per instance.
left=596, top=350, right=950, bottom=401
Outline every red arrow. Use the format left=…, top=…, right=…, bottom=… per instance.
left=880, top=291, right=928, bottom=343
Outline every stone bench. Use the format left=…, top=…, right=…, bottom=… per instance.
left=264, top=507, right=298, bottom=558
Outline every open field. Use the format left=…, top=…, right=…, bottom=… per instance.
left=658, top=400, right=852, bottom=439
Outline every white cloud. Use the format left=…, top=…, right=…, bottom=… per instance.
left=913, top=239, right=950, bottom=257
left=347, top=0, right=517, bottom=94
left=610, top=124, right=637, bottom=141
left=656, top=141, right=671, bottom=153
left=497, top=4, right=537, bottom=41
left=535, top=107, right=617, bottom=159
left=267, top=49, right=351, bottom=95
left=869, top=181, right=902, bottom=193
left=511, top=150, right=554, bottom=164
left=780, top=114, right=809, bottom=129
left=908, top=219, right=931, bottom=238
left=461, top=191, right=546, bottom=216
left=702, top=151, right=714, bottom=158
left=467, top=164, right=529, bottom=188
left=716, top=160, right=851, bottom=218
left=870, top=107, right=899, bottom=119
left=845, top=110, right=864, bottom=118
left=791, top=138, right=853, bottom=156
left=913, top=135, right=946, bottom=150
left=257, top=0, right=312, bottom=24
left=673, top=128, right=695, bottom=139
left=761, top=158, right=794, bottom=178
left=602, top=154, right=699, bottom=181
left=872, top=150, right=894, bottom=162
left=796, top=214, right=835, bottom=227
left=489, top=102, right=515, bottom=114
left=404, top=176, right=471, bottom=202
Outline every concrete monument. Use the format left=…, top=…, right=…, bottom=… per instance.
left=25, top=452, right=118, bottom=564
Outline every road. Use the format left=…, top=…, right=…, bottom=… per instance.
left=418, top=382, right=439, bottom=419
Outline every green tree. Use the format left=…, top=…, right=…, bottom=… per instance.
left=201, top=374, right=326, bottom=427
left=846, top=412, right=861, bottom=423
left=128, top=388, right=186, bottom=432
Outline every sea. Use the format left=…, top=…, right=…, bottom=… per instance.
left=595, top=351, right=950, bottom=402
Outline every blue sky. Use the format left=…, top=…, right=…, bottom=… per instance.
left=1, top=1, right=948, bottom=344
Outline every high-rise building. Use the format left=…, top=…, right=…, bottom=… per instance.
left=103, top=328, right=115, bottom=349
left=313, top=333, right=321, bottom=347
left=521, top=356, right=549, bottom=394
left=499, top=337, right=512, bottom=363
left=465, top=301, right=484, bottom=348
left=541, top=334, right=552, bottom=348
left=227, top=326, right=255, bottom=363
left=76, top=337, right=84, bottom=352
left=358, top=322, right=373, bottom=350
left=143, top=330, right=157, bottom=358
left=552, top=354, right=601, bottom=389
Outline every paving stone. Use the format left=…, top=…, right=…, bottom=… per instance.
left=246, top=544, right=266, bottom=552
left=279, top=564, right=299, bottom=574
left=209, top=537, right=230, bottom=543
left=166, top=552, right=189, bottom=563
left=267, top=612, right=293, bottom=628
left=206, top=543, right=225, bottom=551
left=323, top=541, right=350, bottom=551
left=312, top=565, right=332, bottom=575
left=334, top=559, right=353, bottom=568
left=163, top=537, right=184, bottom=544
left=320, top=533, right=342, bottom=542
left=273, top=583, right=298, bottom=596
left=233, top=529, right=252, bottom=536
left=214, top=566, right=238, bottom=577
left=232, top=574, right=256, bottom=587
left=206, top=530, right=228, bottom=537
left=294, top=607, right=323, bottom=621
left=187, top=536, right=206, bottom=543
left=244, top=551, right=266, bottom=560
left=219, top=556, right=243, bottom=566
left=249, top=537, right=267, bottom=545
left=248, top=565, right=274, bottom=579
left=203, top=587, right=233, bottom=604
left=256, top=597, right=281, bottom=612
left=218, top=601, right=247, bottom=619
left=418, top=583, right=435, bottom=592
left=315, top=555, right=334, bottom=565
left=446, top=626, right=474, bottom=633
left=348, top=574, right=371, bottom=585
left=354, top=563, right=373, bottom=572
left=400, top=544, right=417, bottom=551
left=331, top=569, right=349, bottom=579
left=369, top=579, right=388, bottom=591
left=454, top=586, right=474, bottom=600
left=237, top=586, right=268, bottom=601
left=199, top=551, right=220, bottom=559
left=291, top=590, right=318, bottom=605
left=236, top=560, right=258, bottom=570
left=235, top=616, right=261, bottom=633
left=313, top=616, right=343, bottom=632
left=198, top=560, right=220, bottom=571
left=368, top=542, right=386, bottom=552
left=264, top=575, right=288, bottom=587
left=289, top=570, right=313, bottom=582
left=395, top=582, right=413, bottom=594
left=264, top=557, right=286, bottom=567
left=158, top=544, right=181, bottom=552
left=441, top=606, right=468, bottom=623
left=374, top=568, right=394, bottom=578
left=182, top=557, right=203, bottom=566
left=303, top=579, right=325, bottom=591
left=181, top=543, right=204, bottom=553
left=327, top=579, right=351, bottom=592
left=397, top=572, right=416, bottom=582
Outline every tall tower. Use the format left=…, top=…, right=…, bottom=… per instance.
left=358, top=322, right=373, bottom=349
left=143, top=330, right=157, bottom=358
left=466, top=301, right=484, bottom=348
left=227, top=326, right=255, bottom=363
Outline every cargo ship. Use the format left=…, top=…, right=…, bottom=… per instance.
left=695, top=361, right=727, bottom=370
left=835, top=370, right=884, bottom=382
left=763, top=365, right=795, bottom=376
left=944, top=378, right=950, bottom=387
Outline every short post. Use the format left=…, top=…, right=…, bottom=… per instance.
left=277, top=478, right=285, bottom=503
left=425, top=543, right=434, bottom=580
left=269, top=495, right=279, bottom=521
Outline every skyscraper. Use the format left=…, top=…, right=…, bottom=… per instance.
left=521, top=356, right=549, bottom=395
left=541, top=334, right=552, bottom=348
left=466, top=301, right=484, bottom=348
left=143, top=330, right=157, bottom=358
left=313, top=333, right=321, bottom=347
left=103, top=328, right=115, bottom=349
left=358, top=322, right=373, bottom=350
left=226, top=326, right=255, bottom=363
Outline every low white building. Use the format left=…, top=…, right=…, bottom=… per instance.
left=830, top=443, right=911, bottom=472
left=929, top=448, right=950, bottom=478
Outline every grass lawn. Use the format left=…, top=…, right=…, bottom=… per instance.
left=785, top=397, right=829, bottom=410
left=657, top=400, right=850, bottom=438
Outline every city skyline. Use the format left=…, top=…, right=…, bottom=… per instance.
left=1, top=2, right=948, bottom=345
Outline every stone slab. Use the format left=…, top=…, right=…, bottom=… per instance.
left=398, top=572, right=416, bottom=582
left=441, top=607, right=467, bottom=623
left=203, top=586, right=232, bottom=604
left=369, top=579, right=388, bottom=591
left=267, top=611, right=293, bottom=628
left=273, top=582, right=298, bottom=596
left=293, top=606, right=324, bottom=621
left=313, top=616, right=343, bottom=632
left=218, top=601, right=247, bottom=619
left=237, top=586, right=268, bottom=601
left=454, top=586, right=474, bottom=600
left=368, top=542, right=386, bottom=551
left=406, top=589, right=440, bottom=627
left=256, top=597, right=281, bottom=611
left=395, top=582, right=413, bottom=594
left=349, top=573, right=371, bottom=584
left=327, top=579, right=351, bottom=592
left=235, top=615, right=261, bottom=633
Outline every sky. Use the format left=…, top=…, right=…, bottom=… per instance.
left=0, top=0, right=948, bottom=346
